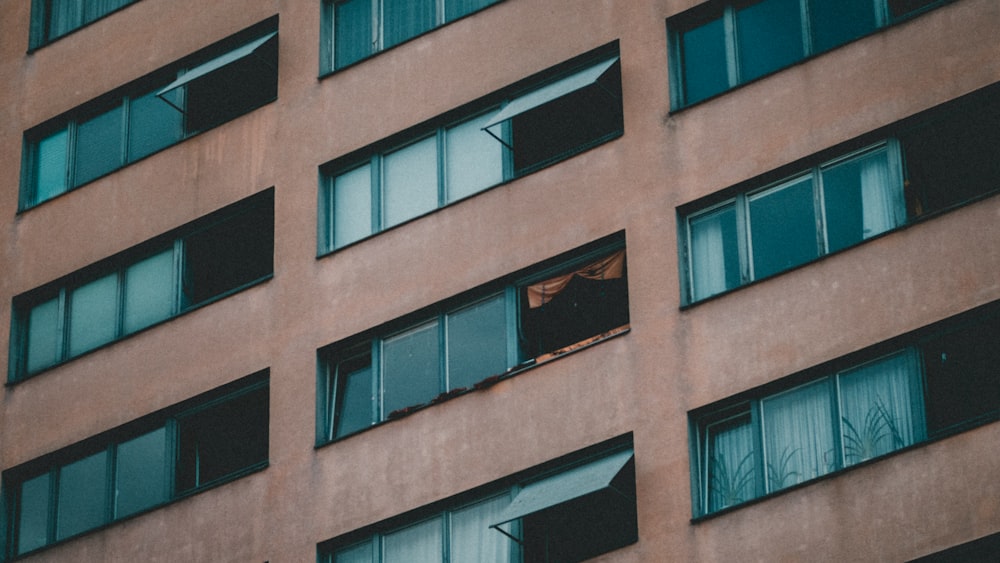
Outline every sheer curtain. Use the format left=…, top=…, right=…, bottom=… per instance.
left=84, top=0, right=130, bottom=24
left=450, top=495, right=512, bottom=563
left=382, top=0, right=436, bottom=49
left=334, top=0, right=373, bottom=68
left=334, top=539, right=374, bottom=563
left=47, top=0, right=83, bottom=39
left=761, top=380, right=835, bottom=492
left=383, top=518, right=443, bottom=563
left=689, top=205, right=735, bottom=301
left=706, top=414, right=755, bottom=512
left=859, top=148, right=903, bottom=238
left=838, top=348, right=924, bottom=466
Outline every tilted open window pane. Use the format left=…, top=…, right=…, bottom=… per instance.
left=382, top=322, right=441, bottom=416
left=68, top=273, right=119, bottom=357
left=124, top=248, right=175, bottom=334
left=330, top=351, right=375, bottom=440
left=383, top=136, right=439, bottom=229
left=114, top=427, right=168, bottom=519
left=56, top=451, right=109, bottom=541
left=445, top=295, right=507, bottom=391
left=17, top=474, right=50, bottom=555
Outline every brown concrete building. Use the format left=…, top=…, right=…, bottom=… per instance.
left=1, top=0, right=998, bottom=561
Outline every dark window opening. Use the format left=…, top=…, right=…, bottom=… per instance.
left=184, top=36, right=278, bottom=133
left=519, top=250, right=629, bottom=359
left=182, top=195, right=274, bottom=307
left=511, top=63, right=623, bottom=176
left=176, top=385, right=269, bottom=492
left=889, top=0, right=941, bottom=19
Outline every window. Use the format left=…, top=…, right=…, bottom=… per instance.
left=320, top=49, right=622, bottom=253
left=668, top=0, right=949, bottom=107
left=20, top=22, right=277, bottom=210
left=691, top=303, right=1000, bottom=517
left=319, top=439, right=637, bottom=563
left=29, top=0, right=140, bottom=49
left=322, top=0, right=501, bottom=71
left=10, top=190, right=273, bottom=381
left=4, top=373, right=268, bottom=557
left=681, top=84, right=1000, bottom=303
left=319, top=239, right=628, bottom=441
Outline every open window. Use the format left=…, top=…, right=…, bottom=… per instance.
left=490, top=448, right=638, bottom=563
left=158, top=31, right=278, bottom=133
left=483, top=57, right=623, bottom=175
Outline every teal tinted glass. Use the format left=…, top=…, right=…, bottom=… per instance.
left=736, top=0, right=803, bottom=83
left=32, top=128, right=68, bottom=205
left=75, top=106, right=124, bottom=185
left=26, top=297, right=61, bottom=374
left=115, top=427, right=168, bottom=518
left=56, top=450, right=109, bottom=540
left=382, top=321, right=440, bottom=416
left=68, top=273, right=119, bottom=357
left=17, top=473, right=51, bottom=554
left=446, top=295, right=507, bottom=390
left=748, top=176, right=818, bottom=280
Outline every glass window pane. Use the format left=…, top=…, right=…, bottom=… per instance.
left=383, top=136, right=439, bottom=228
left=26, top=297, right=62, bottom=374
left=748, top=176, right=818, bottom=280
left=810, top=0, right=877, bottom=54
left=33, top=128, right=69, bottom=204
left=331, top=352, right=374, bottom=439
left=383, top=517, right=443, bottom=563
left=333, top=164, right=373, bottom=248
left=822, top=147, right=903, bottom=254
left=736, top=0, right=804, bottom=83
left=124, top=249, right=175, bottom=334
left=382, top=0, right=436, bottom=50
left=75, top=105, right=124, bottom=185
left=127, top=89, right=183, bottom=161
left=839, top=350, right=923, bottom=467
left=761, top=380, right=835, bottom=492
left=450, top=495, right=512, bottom=563
left=17, top=473, right=51, bottom=554
left=115, top=427, right=168, bottom=518
left=382, top=321, right=441, bottom=417
left=705, top=413, right=755, bottom=512
left=445, top=113, right=504, bottom=203
left=445, top=0, right=496, bottom=21
left=689, top=203, right=741, bottom=301
left=335, top=0, right=373, bottom=68
left=56, top=450, right=109, bottom=540
left=446, top=295, right=507, bottom=390
left=83, top=0, right=129, bottom=23
left=47, top=0, right=83, bottom=39
left=334, top=539, right=374, bottom=563
left=69, top=273, right=119, bottom=357
left=679, top=15, right=729, bottom=105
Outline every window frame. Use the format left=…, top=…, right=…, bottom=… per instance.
left=690, top=302, right=1000, bottom=519
left=28, top=0, right=142, bottom=51
left=317, top=235, right=629, bottom=444
left=9, top=190, right=274, bottom=383
left=318, top=45, right=623, bottom=255
left=667, top=0, right=953, bottom=109
left=3, top=372, right=269, bottom=557
left=320, top=0, right=504, bottom=74
left=19, top=19, right=278, bottom=211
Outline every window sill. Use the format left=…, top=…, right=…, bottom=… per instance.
left=316, top=325, right=630, bottom=447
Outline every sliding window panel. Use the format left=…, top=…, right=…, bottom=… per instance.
left=115, top=427, right=168, bottom=518
left=382, top=322, right=441, bottom=416
left=127, top=89, right=183, bottom=162
left=445, top=113, right=503, bottom=203
left=735, top=0, right=804, bottom=83
left=445, top=295, right=507, bottom=390
left=16, top=473, right=51, bottom=555
left=31, top=128, right=69, bottom=205
left=25, top=297, right=62, bottom=374
left=56, top=451, right=109, bottom=541
left=748, top=176, right=818, bottom=280
left=810, top=0, right=877, bottom=54
left=334, top=0, right=373, bottom=69
left=761, top=380, right=835, bottom=492
left=75, top=106, right=124, bottom=186
left=332, top=164, right=374, bottom=248
left=822, top=146, right=902, bottom=254
left=677, top=11, right=729, bottom=105
left=123, top=249, right=175, bottom=334
left=688, top=203, right=741, bottom=301
left=68, top=273, right=119, bottom=357
left=382, top=136, right=439, bottom=229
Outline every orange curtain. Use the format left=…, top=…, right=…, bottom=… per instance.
left=526, top=249, right=625, bottom=308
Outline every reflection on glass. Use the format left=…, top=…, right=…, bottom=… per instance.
left=335, top=0, right=373, bottom=68
left=69, top=273, right=119, bottom=357
left=124, top=249, right=175, bottom=334
left=383, top=136, right=438, bottom=228
left=446, top=295, right=507, bottom=390
left=445, top=113, right=503, bottom=202
left=382, top=322, right=440, bottom=416
left=331, top=353, right=374, bottom=439
left=333, top=164, right=373, bottom=248
left=748, top=177, right=817, bottom=280
left=382, top=0, right=435, bottom=49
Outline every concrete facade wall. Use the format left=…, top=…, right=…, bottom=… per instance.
left=0, top=0, right=997, bottom=561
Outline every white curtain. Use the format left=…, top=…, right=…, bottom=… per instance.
left=689, top=207, right=731, bottom=301
left=383, top=517, right=443, bottom=563
left=450, top=495, right=512, bottom=563
left=706, top=415, right=755, bottom=512
left=838, top=348, right=923, bottom=466
left=761, top=380, right=835, bottom=492
left=859, top=148, right=903, bottom=238
left=334, top=539, right=373, bottom=563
